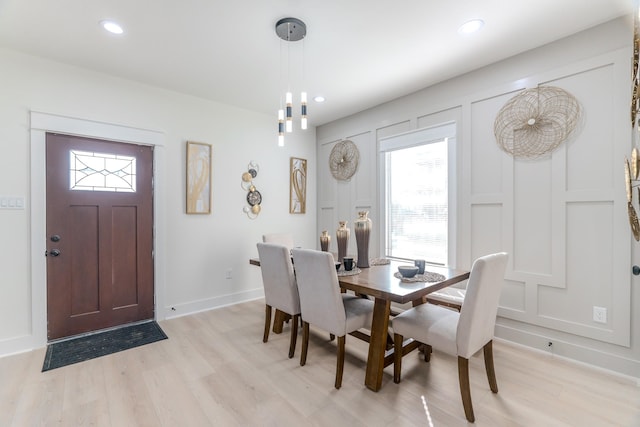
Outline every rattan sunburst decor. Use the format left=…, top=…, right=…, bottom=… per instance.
left=494, top=86, right=581, bottom=159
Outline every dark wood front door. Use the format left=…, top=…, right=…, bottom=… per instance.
left=46, top=133, right=154, bottom=340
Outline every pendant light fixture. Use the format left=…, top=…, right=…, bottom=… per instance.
left=275, top=17, right=307, bottom=145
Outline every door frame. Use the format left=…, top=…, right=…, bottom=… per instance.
left=30, top=111, right=166, bottom=347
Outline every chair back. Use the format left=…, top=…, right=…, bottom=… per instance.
left=456, top=252, right=508, bottom=358
left=262, top=233, right=294, bottom=250
left=256, top=243, right=300, bottom=315
left=291, top=248, right=347, bottom=336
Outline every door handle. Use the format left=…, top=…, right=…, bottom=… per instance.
left=633, top=265, right=640, bottom=276
left=46, top=249, right=61, bottom=257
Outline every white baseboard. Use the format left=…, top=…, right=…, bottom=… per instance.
left=0, top=334, right=42, bottom=359
left=495, top=323, right=640, bottom=380
left=162, top=288, right=265, bottom=320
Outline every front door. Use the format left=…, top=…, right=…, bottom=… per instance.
left=45, top=133, right=154, bottom=340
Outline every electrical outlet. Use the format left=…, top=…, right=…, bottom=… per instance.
left=226, top=269, right=233, bottom=279
left=593, top=306, right=607, bottom=323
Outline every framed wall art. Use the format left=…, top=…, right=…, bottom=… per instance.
left=289, top=157, right=307, bottom=214
left=186, top=141, right=212, bottom=214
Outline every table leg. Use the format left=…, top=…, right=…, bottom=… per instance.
left=364, top=297, right=391, bottom=391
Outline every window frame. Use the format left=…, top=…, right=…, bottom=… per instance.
left=378, top=122, right=457, bottom=266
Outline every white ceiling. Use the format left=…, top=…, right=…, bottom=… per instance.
left=0, top=0, right=632, bottom=127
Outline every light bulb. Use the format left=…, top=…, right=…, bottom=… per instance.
left=100, top=20, right=124, bottom=34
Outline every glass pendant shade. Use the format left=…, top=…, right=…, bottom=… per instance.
left=278, top=109, right=285, bottom=146
left=275, top=17, right=308, bottom=143
left=301, top=92, right=308, bottom=130
left=285, top=92, right=293, bottom=133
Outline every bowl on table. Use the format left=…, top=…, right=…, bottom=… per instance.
left=335, top=262, right=342, bottom=271
left=398, top=265, right=419, bottom=278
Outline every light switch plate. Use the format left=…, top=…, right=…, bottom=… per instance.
left=0, top=196, right=26, bottom=210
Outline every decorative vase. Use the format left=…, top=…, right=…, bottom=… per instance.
left=336, top=221, right=350, bottom=262
left=355, top=211, right=372, bottom=268
left=320, top=230, right=330, bottom=252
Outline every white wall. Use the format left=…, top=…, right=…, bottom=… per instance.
left=0, top=48, right=317, bottom=355
left=317, top=17, right=639, bottom=378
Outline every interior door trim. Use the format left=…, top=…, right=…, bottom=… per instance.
left=29, top=111, right=166, bottom=348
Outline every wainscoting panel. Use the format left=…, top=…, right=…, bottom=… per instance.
left=466, top=50, right=630, bottom=347
left=514, top=158, right=553, bottom=275
left=318, top=140, right=339, bottom=247
left=499, top=278, right=527, bottom=313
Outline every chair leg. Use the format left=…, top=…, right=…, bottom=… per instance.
left=393, top=333, right=403, bottom=383
left=288, top=314, right=299, bottom=358
left=335, top=335, right=346, bottom=389
left=483, top=340, right=498, bottom=393
left=300, top=321, right=309, bottom=366
left=263, top=305, right=272, bottom=343
left=458, top=356, right=475, bottom=423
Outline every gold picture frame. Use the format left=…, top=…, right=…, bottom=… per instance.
left=289, top=157, right=307, bottom=214
left=186, top=141, right=212, bottom=214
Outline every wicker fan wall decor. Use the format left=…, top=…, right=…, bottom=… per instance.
left=494, top=86, right=581, bottom=159
left=329, top=140, right=360, bottom=181
left=628, top=4, right=640, bottom=241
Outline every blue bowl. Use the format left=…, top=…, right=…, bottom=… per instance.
left=398, top=265, right=419, bottom=278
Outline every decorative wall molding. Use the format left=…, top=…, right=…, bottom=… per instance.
left=317, top=44, right=634, bottom=376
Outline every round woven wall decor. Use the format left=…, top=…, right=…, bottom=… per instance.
left=329, top=140, right=360, bottom=180
left=494, top=86, right=581, bottom=159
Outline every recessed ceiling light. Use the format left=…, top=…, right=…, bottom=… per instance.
left=313, top=95, right=325, bottom=103
left=101, top=20, right=124, bottom=35
left=458, top=19, right=484, bottom=35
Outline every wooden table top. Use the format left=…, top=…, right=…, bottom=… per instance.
left=250, top=257, right=469, bottom=305
left=337, top=261, right=469, bottom=304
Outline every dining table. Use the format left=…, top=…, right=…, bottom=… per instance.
left=337, top=260, right=469, bottom=391
left=250, top=256, right=470, bottom=392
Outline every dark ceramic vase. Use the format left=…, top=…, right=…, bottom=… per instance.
left=336, top=221, right=350, bottom=262
left=320, top=230, right=330, bottom=252
left=355, top=211, right=371, bottom=268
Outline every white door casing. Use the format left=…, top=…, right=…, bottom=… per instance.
left=30, top=111, right=166, bottom=348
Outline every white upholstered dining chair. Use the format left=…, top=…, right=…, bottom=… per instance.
left=256, top=242, right=301, bottom=358
left=291, top=248, right=375, bottom=389
left=392, top=252, right=508, bottom=423
left=262, top=233, right=294, bottom=250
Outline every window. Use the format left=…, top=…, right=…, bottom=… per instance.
left=69, top=150, right=136, bottom=192
left=379, top=122, right=456, bottom=265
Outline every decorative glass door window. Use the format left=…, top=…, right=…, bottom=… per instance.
left=69, top=150, right=136, bottom=192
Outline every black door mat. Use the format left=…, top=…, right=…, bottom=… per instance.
left=42, top=321, right=168, bottom=372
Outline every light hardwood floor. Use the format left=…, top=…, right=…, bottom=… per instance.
left=1, top=299, right=638, bottom=426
